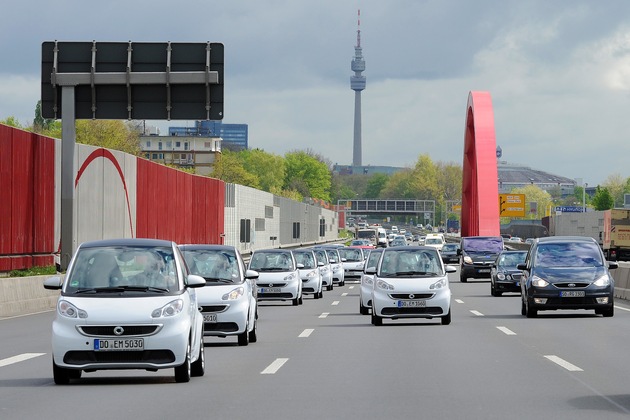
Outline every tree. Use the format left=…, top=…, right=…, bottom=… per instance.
left=284, top=151, right=331, bottom=202
left=75, top=120, right=141, bottom=155
left=365, top=173, right=389, bottom=198
left=380, top=169, right=415, bottom=199
left=1, top=116, right=23, bottom=128
left=241, top=149, right=285, bottom=193
left=210, top=149, right=260, bottom=188
left=591, top=186, right=615, bottom=210
left=509, top=185, right=553, bottom=220
left=601, top=174, right=626, bottom=208
left=33, top=100, right=55, bottom=132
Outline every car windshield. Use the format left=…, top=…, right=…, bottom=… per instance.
left=182, top=249, right=239, bottom=283
left=378, top=249, right=443, bottom=277
left=425, top=238, right=443, bottom=245
left=535, top=242, right=604, bottom=268
left=293, top=251, right=316, bottom=269
left=65, top=245, right=179, bottom=293
left=463, top=237, right=503, bottom=253
left=249, top=252, right=294, bottom=271
left=339, top=248, right=363, bottom=262
left=442, top=244, right=458, bottom=252
left=366, top=251, right=382, bottom=270
left=325, top=250, right=339, bottom=262
left=313, top=250, right=328, bottom=265
left=497, top=252, right=527, bottom=268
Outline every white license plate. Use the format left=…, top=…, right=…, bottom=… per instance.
left=94, top=338, right=144, bottom=351
left=478, top=269, right=491, bottom=273
left=259, top=287, right=281, bottom=294
left=203, top=314, right=217, bottom=323
left=398, top=300, right=426, bottom=308
left=560, top=291, right=585, bottom=298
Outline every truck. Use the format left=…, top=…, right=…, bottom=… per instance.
left=356, top=226, right=388, bottom=248
left=603, top=208, right=630, bottom=261
left=544, top=209, right=630, bottom=261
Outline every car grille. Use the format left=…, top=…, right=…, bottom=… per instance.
left=204, top=322, right=239, bottom=333
left=258, top=293, right=294, bottom=299
left=511, top=273, right=522, bottom=280
left=303, top=287, right=316, bottom=293
left=546, top=297, right=599, bottom=306
left=199, top=305, right=229, bottom=312
left=257, top=282, right=288, bottom=288
left=382, top=307, right=444, bottom=315
left=78, top=325, right=161, bottom=337
left=552, top=282, right=590, bottom=289
left=389, top=293, right=433, bottom=299
left=63, top=350, right=175, bottom=365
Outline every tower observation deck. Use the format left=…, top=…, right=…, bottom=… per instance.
left=350, top=9, right=366, bottom=167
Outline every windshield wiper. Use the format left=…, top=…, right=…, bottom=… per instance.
left=395, top=271, right=430, bottom=276
left=202, top=277, right=233, bottom=284
left=77, top=286, right=170, bottom=293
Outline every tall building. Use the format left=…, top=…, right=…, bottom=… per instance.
left=168, top=120, right=248, bottom=151
left=350, top=9, right=366, bottom=167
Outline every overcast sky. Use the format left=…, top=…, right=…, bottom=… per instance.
left=2, top=0, right=630, bottom=186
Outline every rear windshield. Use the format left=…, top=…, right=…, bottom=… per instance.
left=462, top=237, right=503, bottom=253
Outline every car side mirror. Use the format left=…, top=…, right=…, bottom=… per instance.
left=516, top=263, right=527, bottom=270
left=607, top=261, right=618, bottom=270
left=365, top=267, right=376, bottom=275
left=187, top=274, right=206, bottom=288
left=456, top=249, right=462, bottom=255
left=44, top=276, right=63, bottom=290
left=245, top=269, right=259, bottom=279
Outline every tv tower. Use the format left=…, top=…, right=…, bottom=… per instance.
left=350, top=9, right=366, bottom=167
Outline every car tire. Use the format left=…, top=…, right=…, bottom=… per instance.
left=371, top=312, right=383, bottom=326
left=319, top=290, right=324, bottom=298
left=360, top=301, right=369, bottom=315
left=237, top=328, right=249, bottom=346
left=602, top=306, right=614, bottom=317
left=292, top=297, right=299, bottom=306
left=441, top=309, right=452, bottom=325
left=521, top=298, right=527, bottom=316
left=174, top=341, right=192, bottom=383
left=53, top=359, right=79, bottom=385
left=314, top=290, right=320, bottom=299
left=298, top=294, right=303, bottom=305
left=327, top=284, right=333, bottom=291
left=525, top=300, right=537, bottom=318
left=191, top=342, right=205, bottom=377
left=460, top=273, right=467, bottom=283
left=341, top=281, right=345, bottom=286
left=249, top=317, right=258, bottom=343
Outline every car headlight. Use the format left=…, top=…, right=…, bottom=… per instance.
left=223, top=286, right=245, bottom=300
left=152, top=299, right=184, bottom=318
left=306, top=270, right=318, bottom=278
left=531, top=275, right=549, bottom=288
left=58, top=300, right=88, bottom=319
left=333, top=266, right=340, bottom=272
left=362, top=276, right=373, bottom=286
left=430, top=278, right=448, bottom=290
left=376, top=279, right=394, bottom=291
left=320, top=267, right=329, bottom=274
left=463, top=256, right=473, bottom=264
left=497, top=273, right=506, bottom=280
left=284, top=273, right=297, bottom=281
left=593, top=275, right=611, bottom=287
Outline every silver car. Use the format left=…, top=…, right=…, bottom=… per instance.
left=292, top=248, right=324, bottom=299
left=43, top=238, right=206, bottom=384
left=359, top=248, right=383, bottom=315
left=180, top=244, right=260, bottom=346
left=312, top=248, right=334, bottom=291
left=249, top=249, right=303, bottom=306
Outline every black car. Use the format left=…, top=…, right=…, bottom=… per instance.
left=459, top=236, right=504, bottom=282
left=440, top=243, right=460, bottom=264
left=519, top=236, right=618, bottom=318
left=490, top=250, right=527, bottom=296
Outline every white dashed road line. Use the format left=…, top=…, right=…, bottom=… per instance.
left=544, top=355, right=583, bottom=372
left=299, top=329, right=314, bottom=338
left=496, top=326, right=516, bottom=335
left=261, top=358, right=289, bottom=374
left=341, top=293, right=348, bottom=297
left=348, top=286, right=355, bottom=289
left=455, top=299, right=464, bottom=304
left=0, top=353, right=46, bottom=368
left=319, top=312, right=329, bottom=319
left=470, top=310, right=484, bottom=316
left=332, top=301, right=340, bottom=306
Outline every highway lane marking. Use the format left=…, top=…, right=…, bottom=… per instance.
left=470, top=310, right=484, bottom=316
left=341, top=293, right=348, bottom=297
left=332, top=301, right=340, bottom=306
left=455, top=299, right=464, bottom=304
left=261, top=358, right=289, bottom=374
left=0, top=353, right=46, bottom=368
left=496, top=326, right=516, bottom=335
left=299, top=329, right=314, bottom=338
left=615, top=305, right=630, bottom=312
left=348, top=286, right=355, bottom=289
left=544, top=355, right=583, bottom=372
left=319, top=312, right=329, bottom=318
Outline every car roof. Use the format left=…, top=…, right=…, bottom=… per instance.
left=81, top=238, right=174, bottom=248
left=252, top=248, right=292, bottom=254
left=179, top=244, right=235, bottom=252
left=535, top=236, right=597, bottom=244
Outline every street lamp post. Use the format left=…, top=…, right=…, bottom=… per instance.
left=583, top=182, right=588, bottom=213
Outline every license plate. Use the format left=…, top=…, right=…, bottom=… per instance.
left=398, top=300, right=426, bottom=308
left=560, top=291, right=585, bottom=298
left=478, top=269, right=491, bottom=273
left=94, top=338, right=144, bottom=351
left=259, top=287, right=281, bottom=294
left=203, top=314, right=217, bottom=323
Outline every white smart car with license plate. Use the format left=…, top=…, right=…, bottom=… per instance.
left=292, top=248, right=324, bottom=299
left=312, top=248, right=334, bottom=291
left=180, top=244, right=259, bottom=346
left=249, top=249, right=303, bottom=306
left=338, top=247, right=367, bottom=282
left=368, top=246, right=455, bottom=326
left=43, top=238, right=206, bottom=384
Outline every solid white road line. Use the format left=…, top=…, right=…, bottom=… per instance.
left=261, top=358, right=289, bottom=374
left=496, top=326, right=516, bottom=335
left=0, top=353, right=46, bottom=368
left=455, top=299, right=464, bottom=304
left=299, top=329, right=314, bottom=338
left=319, top=312, right=329, bottom=318
left=332, top=301, right=340, bottom=306
left=544, top=355, right=583, bottom=372
left=470, top=310, right=484, bottom=316
left=615, top=305, right=630, bottom=312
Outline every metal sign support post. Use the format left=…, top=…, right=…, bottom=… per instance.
left=60, top=86, right=76, bottom=270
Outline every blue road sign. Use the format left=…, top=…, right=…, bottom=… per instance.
left=555, top=206, right=585, bottom=213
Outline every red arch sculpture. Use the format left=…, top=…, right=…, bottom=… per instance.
left=461, top=91, right=500, bottom=237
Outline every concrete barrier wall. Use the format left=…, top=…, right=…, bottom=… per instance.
left=5, top=262, right=628, bottom=319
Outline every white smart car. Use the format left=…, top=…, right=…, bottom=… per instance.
left=249, top=249, right=303, bottom=306
left=43, top=238, right=206, bottom=384
left=292, top=248, right=324, bottom=299
left=312, top=248, right=334, bottom=291
left=359, top=248, right=383, bottom=315
left=338, top=247, right=367, bottom=282
left=179, top=244, right=259, bottom=346
left=368, top=246, right=456, bottom=326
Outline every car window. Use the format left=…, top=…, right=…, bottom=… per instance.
left=534, top=243, right=603, bottom=268
left=498, top=252, right=527, bottom=268
left=379, top=250, right=442, bottom=277
left=366, top=251, right=382, bottom=270
left=250, top=252, right=294, bottom=271
left=183, top=250, right=240, bottom=282
left=294, top=252, right=316, bottom=269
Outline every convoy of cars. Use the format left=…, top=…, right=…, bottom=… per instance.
left=43, top=231, right=621, bottom=383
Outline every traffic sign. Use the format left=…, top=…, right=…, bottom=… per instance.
left=499, top=194, right=525, bottom=217
left=555, top=206, right=584, bottom=213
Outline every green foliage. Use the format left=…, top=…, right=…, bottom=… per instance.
left=591, top=186, right=615, bottom=210
left=75, top=120, right=141, bottom=155
left=284, top=151, right=331, bottom=202
left=241, top=149, right=285, bottom=192
left=9, top=265, right=57, bottom=277
left=365, top=173, right=389, bottom=198
left=510, top=185, right=553, bottom=219
left=211, top=150, right=261, bottom=188
left=1, top=116, right=24, bottom=128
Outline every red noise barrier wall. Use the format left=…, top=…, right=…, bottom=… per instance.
left=461, top=91, right=500, bottom=237
left=0, top=125, right=56, bottom=270
left=136, top=158, right=225, bottom=244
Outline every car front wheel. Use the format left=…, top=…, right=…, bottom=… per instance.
left=371, top=312, right=383, bottom=326
left=441, top=309, right=452, bottom=325
left=53, top=360, right=80, bottom=385
left=191, top=342, right=205, bottom=377
left=174, top=341, right=192, bottom=383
